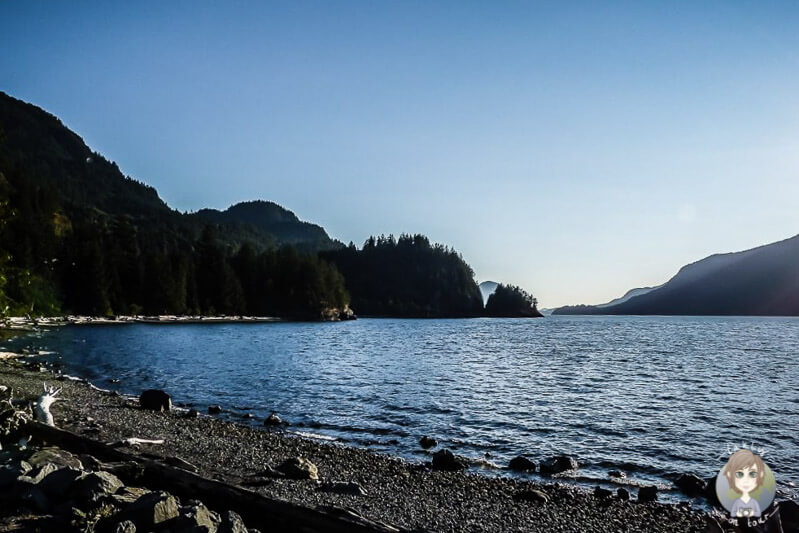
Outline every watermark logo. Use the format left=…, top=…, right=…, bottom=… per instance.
left=715, top=447, right=776, bottom=518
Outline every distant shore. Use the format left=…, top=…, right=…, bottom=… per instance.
left=0, top=357, right=721, bottom=532
left=0, top=315, right=286, bottom=331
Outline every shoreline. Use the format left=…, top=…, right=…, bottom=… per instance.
left=0, top=358, right=719, bottom=532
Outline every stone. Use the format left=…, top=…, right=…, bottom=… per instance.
left=617, top=487, right=630, bottom=501
left=74, top=470, right=124, bottom=503
left=118, top=491, right=179, bottom=529
left=317, top=481, right=367, bottom=496
left=419, top=436, right=437, bottom=449
left=208, top=405, right=222, bottom=415
left=28, top=447, right=83, bottom=469
left=111, top=486, right=151, bottom=506
left=185, top=409, right=200, bottom=419
left=539, top=455, right=578, bottom=474
left=29, top=462, right=60, bottom=483
left=139, top=390, right=172, bottom=412
left=508, top=456, right=536, bottom=472
left=263, top=413, right=283, bottom=426
left=276, top=457, right=318, bottom=480
left=608, top=470, right=626, bottom=478
left=674, top=473, right=706, bottom=496
left=176, top=501, right=218, bottom=532
left=21, top=485, right=50, bottom=513
left=38, top=467, right=82, bottom=497
left=114, top=520, right=136, bottom=533
left=431, top=449, right=467, bottom=472
left=218, top=510, right=248, bottom=533
left=594, top=486, right=613, bottom=499
left=513, top=489, right=549, bottom=504
left=637, top=485, right=658, bottom=503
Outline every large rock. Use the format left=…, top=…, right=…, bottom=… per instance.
left=263, top=413, right=283, bottom=426
left=674, top=473, right=706, bottom=496
left=28, top=447, right=83, bottom=469
left=617, top=487, right=630, bottom=501
left=73, top=470, right=124, bottom=503
left=594, top=486, right=613, bottom=499
left=419, top=436, right=437, bottom=450
left=431, top=449, right=467, bottom=472
left=276, top=457, right=318, bottom=480
left=139, top=390, right=172, bottom=412
left=119, top=491, right=179, bottom=529
left=218, top=510, right=248, bottom=533
left=208, top=405, right=222, bottom=415
left=539, top=455, right=578, bottom=474
left=175, top=501, right=219, bottom=532
left=780, top=500, right=799, bottom=533
left=508, top=456, right=536, bottom=472
left=38, top=467, right=83, bottom=497
left=637, top=486, right=658, bottom=503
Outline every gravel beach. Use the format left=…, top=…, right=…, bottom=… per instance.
left=0, top=357, right=717, bottom=533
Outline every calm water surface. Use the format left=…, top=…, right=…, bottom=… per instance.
left=5, top=316, right=799, bottom=501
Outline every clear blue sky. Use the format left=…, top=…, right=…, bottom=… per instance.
left=2, top=1, right=798, bottom=307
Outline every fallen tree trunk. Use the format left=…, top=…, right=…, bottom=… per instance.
left=26, top=421, right=402, bottom=533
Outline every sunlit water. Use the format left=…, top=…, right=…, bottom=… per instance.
left=5, top=316, right=799, bottom=503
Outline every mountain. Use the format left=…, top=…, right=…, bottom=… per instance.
left=479, top=281, right=499, bottom=306
left=0, top=91, right=349, bottom=317
left=0, top=91, right=340, bottom=253
left=595, top=285, right=662, bottom=308
left=553, top=234, right=799, bottom=316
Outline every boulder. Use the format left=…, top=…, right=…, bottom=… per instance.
left=513, top=489, right=549, bottom=504
left=508, top=456, right=536, bottom=472
left=139, top=390, right=172, bottom=412
left=419, top=436, right=437, bottom=450
left=20, top=485, right=50, bottom=513
left=73, top=470, right=124, bottom=503
left=38, top=467, right=83, bottom=497
left=594, top=486, right=613, bottom=499
left=208, top=405, right=222, bottom=415
left=617, top=487, right=630, bottom=501
left=28, top=447, right=83, bottom=469
left=674, top=473, right=706, bottom=496
left=317, top=481, right=367, bottom=496
left=431, top=449, right=466, bottom=472
left=608, top=470, right=626, bottom=478
left=276, top=457, right=318, bottom=480
left=185, top=409, right=200, bottom=419
left=111, top=486, right=151, bottom=506
left=175, top=501, right=218, bottom=532
left=539, top=455, right=578, bottom=474
left=637, top=486, right=658, bottom=503
left=704, top=475, right=721, bottom=506
left=29, top=463, right=60, bottom=483
left=118, top=491, right=179, bottom=529
left=218, top=510, right=248, bottom=533
left=263, top=413, right=283, bottom=426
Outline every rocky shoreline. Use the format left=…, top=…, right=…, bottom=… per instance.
left=0, top=359, right=734, bottom=532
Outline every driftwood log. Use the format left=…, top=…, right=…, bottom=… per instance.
left=26, top=421, right=402, bottom=533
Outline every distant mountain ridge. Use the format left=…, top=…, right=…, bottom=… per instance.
left=553, top=234, right=799, bottom=316
left=595, top=285, right=662, bottom=308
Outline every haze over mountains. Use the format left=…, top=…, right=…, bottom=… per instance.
left=554, top=234, right=799, bottom=316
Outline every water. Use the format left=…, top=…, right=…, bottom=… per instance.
left=5, top=316, right=799, bottom=502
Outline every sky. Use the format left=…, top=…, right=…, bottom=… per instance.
left=2, top=1, right=799, bottom=307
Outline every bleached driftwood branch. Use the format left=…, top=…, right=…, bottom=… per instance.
left=34, top=382, right=61, bottom=427
left=109, top=437, right=165, bottom=447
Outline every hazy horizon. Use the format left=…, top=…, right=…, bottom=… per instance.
left=3, top=2, right=798, bottom=307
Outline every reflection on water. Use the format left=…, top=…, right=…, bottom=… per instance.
left=6, top=315, right=799, bottom=501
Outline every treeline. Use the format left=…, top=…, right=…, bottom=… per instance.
left=485, top=284, right=543, bottom=317
left=0, top=171, right=348, bottom=319
left=321, top=234, right=485, bottom=318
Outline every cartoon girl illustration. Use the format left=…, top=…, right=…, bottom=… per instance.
left=723, top=449, right=766, bottom=518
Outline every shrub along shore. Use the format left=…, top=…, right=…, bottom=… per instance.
left=0, top=356, right=730, bottom=533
